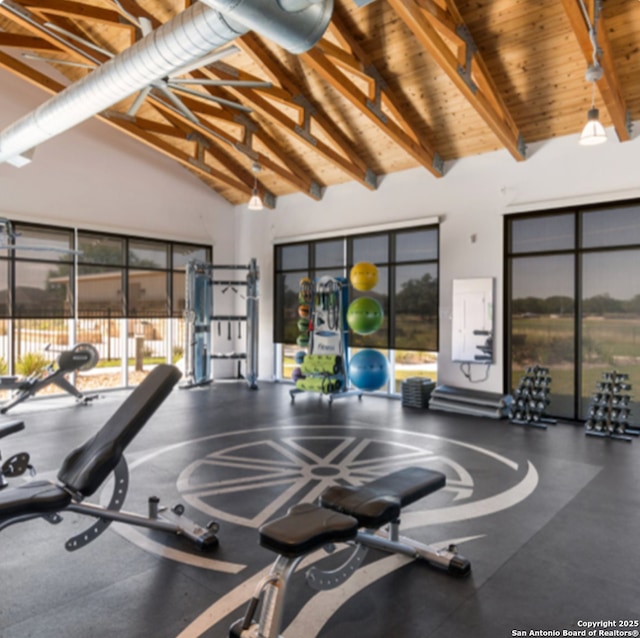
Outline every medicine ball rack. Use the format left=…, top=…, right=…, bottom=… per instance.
left=182, top=259, right=259, bottom=389
left=290, top=275, right=361, bottom=405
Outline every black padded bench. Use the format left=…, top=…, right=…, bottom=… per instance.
left=233, top=466, right=471, bottom=638
left=319, top=466, right=446, bottom=528
left=259, top=502, right=359, bottom=557
left=0, top=364, right=219, bottom=552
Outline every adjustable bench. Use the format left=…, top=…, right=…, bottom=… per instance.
left=0, top=364, right=219, bottom=551
left=0, top=419, right=31, bottom=490
left=230, top=467, right=471, bottom=638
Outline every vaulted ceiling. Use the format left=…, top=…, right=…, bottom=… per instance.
left=0, top=0, right=638, bottom=208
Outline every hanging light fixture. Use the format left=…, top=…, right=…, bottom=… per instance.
left=247, top=162, right=264, bottom=210
left=578, top=0, right=606, bottom=146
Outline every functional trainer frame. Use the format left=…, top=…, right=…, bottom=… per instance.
left=183, top=259, right=259, bottom=389
left=0, top=364, right=219, bottom=551
left=230, top=466, right=470, bottom=638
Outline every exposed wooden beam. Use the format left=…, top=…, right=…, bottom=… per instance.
left=150, top=73, right=325, bottom=200
left=108, top=114, right=253, bottom=196
left=22, top=0, right=132, bottom=29
left=156, top=108, right=272, bottom=202
left=0, top=2, right=110, bottom=64
left=0, top=49, right=247, bottom=197
left=388, top=0, right=526, bottom=161
left=236, top=33, right=379, bottom=189
left=0, top=3, right=313, bottom=202
left=0, top=33, right=59, bottom=51
left=304, top=8, right=444, bottom=177
left=0, top=48, right=64, bottom=93
left=560, top=0, right=630, bottom=142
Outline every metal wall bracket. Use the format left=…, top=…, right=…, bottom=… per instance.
left=365, top=167, right=379, bottom=189
left=625, top=110, right=633, bottom=136
left=263, top=191, right=277, bottom=209
left=309, top=180, right=325, bottom=200
left=432, top=152, right=444, bottom=176
left=517, top=134, right=527, bottom=158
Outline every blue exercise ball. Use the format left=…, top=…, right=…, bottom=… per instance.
left=294, top=350, right=306, bottom=365
left=349, top=349, right=388, bottom=391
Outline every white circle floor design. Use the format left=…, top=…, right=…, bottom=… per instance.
left=109, top=424, right=539, bottom=638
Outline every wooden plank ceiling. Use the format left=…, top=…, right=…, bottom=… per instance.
left=0, top=0, right=638, bottom=207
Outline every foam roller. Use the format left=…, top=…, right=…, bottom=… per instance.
left=301, top=355, right=341, bottom=375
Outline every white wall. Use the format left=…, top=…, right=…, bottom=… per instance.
left=0, top=69, right=235, bottom=254
left=4, top=65, right=639, bottom=392
left=235, top=126, right=640, bottom=393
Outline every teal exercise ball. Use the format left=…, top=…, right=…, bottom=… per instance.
left=349, top=349, right=388, bottom=391
left=347, top=297, right=384, bottom=335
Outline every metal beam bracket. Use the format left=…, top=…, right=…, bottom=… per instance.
left=363, top=64, right=388, bottom=124
left=365, top=167, right=379, bottom=189
left=516, top=134, right=527, bottom=159
left=309, top=180, right=325, bottom=199
left=292, top=94, right=318, bottom=146
left=455, top=24, right=478, bottom=94
left=263, top=191, right=277, bottom=209
left=432, top=152, right=444, bottom=176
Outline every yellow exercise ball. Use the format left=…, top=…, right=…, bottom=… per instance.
left=350, top=262, right=379, bottom=291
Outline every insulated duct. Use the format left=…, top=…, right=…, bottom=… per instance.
left=0, top=0, right=333, bottom=165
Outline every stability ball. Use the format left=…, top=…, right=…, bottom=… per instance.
left=296, top=333, right=309, bottom=347
left=350, top=262, right=378, bottom=291
left=294, top=350, right=306, bottom=365
left=291, top=367, right=305, bottom=382
left=347, top=297, right=384, bottom=335
left=297, top=318, right=310, bottom=332
left=349, top=349, right=388, bottom=391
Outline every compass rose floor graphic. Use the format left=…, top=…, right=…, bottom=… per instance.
left=0, top=381, right=638, bottom=638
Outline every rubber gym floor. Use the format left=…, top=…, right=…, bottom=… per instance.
left=0, top=379, right=638, bottom=638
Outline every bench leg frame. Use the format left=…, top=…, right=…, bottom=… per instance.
left=230, top=555, right=302, bottom=638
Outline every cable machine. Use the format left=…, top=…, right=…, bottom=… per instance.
left=183, top=259, right=259, bottom=389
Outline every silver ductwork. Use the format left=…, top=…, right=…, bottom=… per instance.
left=0, top=0, right=333, bottom=165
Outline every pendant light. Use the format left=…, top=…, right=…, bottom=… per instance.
left=578, top=0, right=606, bottom=146
left=247, top=162, right=264, bottom=210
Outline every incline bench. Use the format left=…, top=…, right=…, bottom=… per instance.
left=230, top=466, right=471, bottom=638
left=0, top=364, right=219, bottom=551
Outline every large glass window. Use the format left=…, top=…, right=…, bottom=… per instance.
left=506, top=203, right=640, bottom=421
left=274, top=225, right=439, bottom=392
left=509, top=214, right=575, bottom=254
left=0, top=220, right=209, bottom=391
left=510, top=255, right=575, bottom=418
left=581, top=249, right=640, bottom=419
left=582, top=205, right=640, bottom=248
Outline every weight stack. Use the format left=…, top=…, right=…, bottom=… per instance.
left=401, top=377, right=436, bottom=408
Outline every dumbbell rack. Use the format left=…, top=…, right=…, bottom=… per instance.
left=585, top=370, right=639, bottom=442
left=510, top=365, right=556, bottom=429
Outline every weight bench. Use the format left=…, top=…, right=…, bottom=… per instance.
left=0, top=364, right=219, bottom=551
left=0, top=419, right=32, bottom=489
left=230, top=467, right=471, bottom=638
